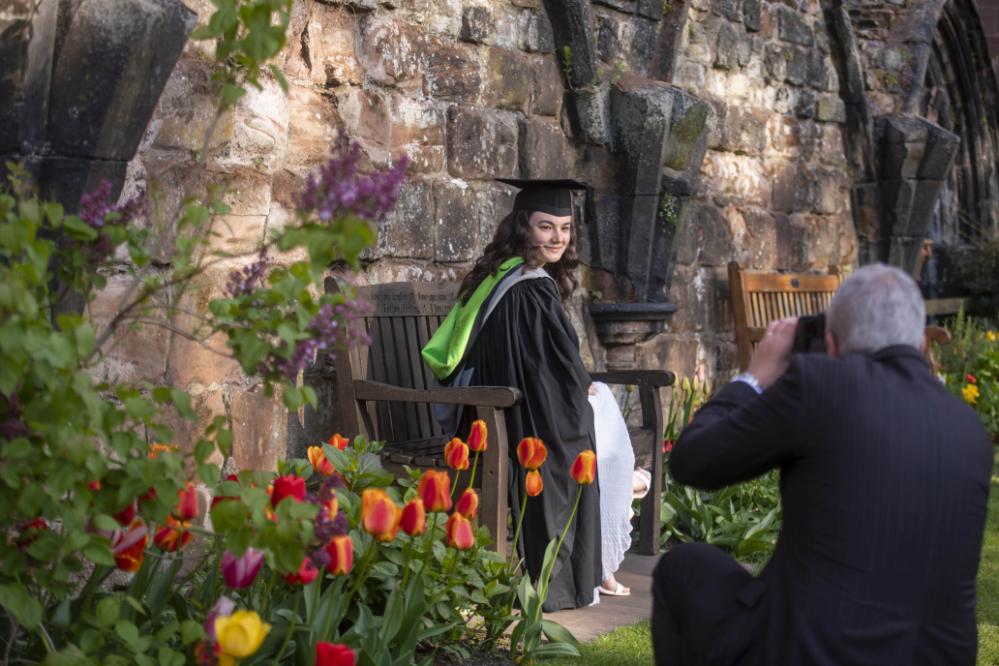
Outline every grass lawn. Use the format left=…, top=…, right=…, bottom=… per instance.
left=979, top=453, right=999, bottom=666
left=545, top=621, right=653, bottom=665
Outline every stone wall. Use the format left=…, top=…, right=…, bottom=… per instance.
left=89, top=0, right=997, bottom=466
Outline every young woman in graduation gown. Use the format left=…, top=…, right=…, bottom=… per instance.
left=421, top=180, right=602, bottom=611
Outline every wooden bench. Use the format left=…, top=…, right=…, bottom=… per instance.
left=728, top=261, right=953, bottom=372
left=327, top=279, right=673, bottom=556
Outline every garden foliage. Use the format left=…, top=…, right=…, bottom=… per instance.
left=659, top=376, right=782, bottom=562
left=0, top=1, right=570, bottom=663
left=935, top=311, right=999, bottom=440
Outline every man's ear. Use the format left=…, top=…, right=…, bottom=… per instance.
left=825, top=331, right=839, bottom=358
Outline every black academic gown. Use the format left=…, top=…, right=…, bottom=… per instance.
left=456, top=275, right=601, bottom=611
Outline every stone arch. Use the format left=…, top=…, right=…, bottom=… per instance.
left=920, top=0, right=999, bottom=247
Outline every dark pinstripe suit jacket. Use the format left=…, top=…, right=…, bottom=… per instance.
left=671, top=346, right=993, bottom=665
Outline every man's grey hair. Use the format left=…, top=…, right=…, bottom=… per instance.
left=826, top=263, right=925, bottom=354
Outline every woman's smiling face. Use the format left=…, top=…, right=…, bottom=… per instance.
left=526, top=212, right=572, bottom=265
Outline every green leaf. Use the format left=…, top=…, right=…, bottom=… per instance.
left=83, top=538, right=116, bottom=566
left=221, top=83, right=246, bottom=109
left=181, top=619, right=206, bottom=645
left=540, top=619, right=579, bottom=646
left=95, top=596, right=120, bottom=628
left=0, top=583, right=43, bottom=629
left=92, top=514, right=121, bottom=532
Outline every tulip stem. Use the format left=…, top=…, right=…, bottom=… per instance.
left=325, top=538, right=376, bottom=639
left=466, top=451, right=480, bottom=492
left=274, top=588, right=301, bottom=663
left=509, top=485, right=529, bottom=566
left=541, top=484, right=583, bottom=597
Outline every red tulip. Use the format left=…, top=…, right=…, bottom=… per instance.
left=324, top=535, right=354, bottom=575
left=361, top=489, right=400, bottom=542
left=211, top=474, right=240, bottom=510
left=444, top=437, right=469, bottom=471
left=417, top=469, right=452, bottom=512
left=663, top=438, right=674, bottom=454
left=111, top=519, right=148, bottom=572
left=16, top=518, right=48, bottom=550
left=570, top=450, right=597, bottom=485
left=966, top=373, right=977, bottom=384
left=308, top=446, right=335, bottom=476
left=467, top=420, right=488, bottom=452
left=327, top=433, right=350, bottom=450
left=516, top=437, right=547, bottom=470
left=455, top=488, right=479, bottom=520
left=114, top=501, right=137, bottom=526
left=283, top=557, right=319, bottom=585
left=271, top=475, right=306, bottom=508
left=87, top=480, right=101, bottom=492
left=445, top=512, right=475, bottom=550
left=316, top=641, right=356, bottom=666
left=153, top=516, right=193, bottom=552
left=174, top=482, right=199, bottom=521
left=525, top=470, right=543, bottom=497
left=221, top=547, right=264, bottom=589
left=400, top=499, right=426, bottom=536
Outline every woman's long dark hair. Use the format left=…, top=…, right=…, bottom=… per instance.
left=458, top=209, right=580, bottom=304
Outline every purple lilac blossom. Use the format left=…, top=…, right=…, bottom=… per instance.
left=76, top=180, right=146, bottom=262
left=225, top=250, right=269, bottom=298
left=297, top=132, right=408, bottom=223
left=275, top=299, right=373, bottom=379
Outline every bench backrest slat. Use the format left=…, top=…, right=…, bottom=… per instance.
left=330, top=280, right=461, bottom=443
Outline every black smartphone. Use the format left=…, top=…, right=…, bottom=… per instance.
left=792, top=313, right=826, bottom=354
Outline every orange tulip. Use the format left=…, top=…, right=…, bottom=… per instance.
left=325, top=535, right=354, bottom=575
left=525, top=469, right=543, bottom=496
left=400, top=499, right=427, bottom=536
left=174, top=482, right=199, bottom=521
left=308, top=446, right=335, bottom=476
left=327, top=433, right=350, bottom=450
left=467, top=420, right=488, bottom=452
left=361, top=489, right=401, bottom=541
left=570, top=450, right=597, bottom=485
left=517, top=437, right=547, bottom=470
left=148, top=443, right=177, bottom=459
left=445, top=512, right=475, bottom=550
left=444, top=437, right=469, bottom=471
left=323, top=495, right=339, bottom=520
left=417, top=470, right=452, bottom=512
left=153, top=516, right=193, bottom=552
left=455, top=488, right=479, bottom=519
left=112, top=519, right=148, bottom=572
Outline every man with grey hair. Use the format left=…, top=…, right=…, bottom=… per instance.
left=651, top=263, right=993, bottom=665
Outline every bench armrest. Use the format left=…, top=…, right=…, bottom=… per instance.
left=352, top=380, right=522, bottom=408
left=590, top=370, right=675, bottom=387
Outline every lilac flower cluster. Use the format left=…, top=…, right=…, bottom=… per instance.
left=76, top=180, right=146, bottom=262
left=225, top=250, right=270, bottom=298
left=297, top=132, right=409, bottom=224
left=0, top=393, right=28, bottom=440
left=275, top=299, right=373, bottom=379
left=309, top=478, right=349, bottom=569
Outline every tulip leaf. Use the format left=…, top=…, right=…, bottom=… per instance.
left=180, top=620, right=205, bottom=646
left=95, top=597, right=120, bottom=628
left=0, top=583, right=42, bottom=630
left=82, top=539, right=116, bottom=567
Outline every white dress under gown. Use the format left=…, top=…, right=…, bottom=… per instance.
left=588, top=381, right=635, bottom=583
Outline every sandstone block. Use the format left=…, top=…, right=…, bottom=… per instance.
left=286, top=85, right=342, bottom=168
left=714, top=23, right=739, bottom=70
left=337, top=87, right=392, bottom=159
left=518, top=117, right=573, bottom=178
left=771, top=164, right=813, bottom=213
left=736, top=207, right=780, bottom=270
left=520, top=10, right=555, bottom=53
left=777, top=6, right=813, bottom=46
left=432, top=181, right=492, bottom=262
left=816, top=95, right=846, bottom=123
left=674, top=202, right=733, bottom=267
left=166, top=389, right=227, bottom=463
left=812, top=168, right=847, bottom=215
left=794, top=90, right=816, bottom=118
left=231, top=387, right=288, bottom=472
left=720, top=106, right=767, bottom=154
left=380, top=178, right=435, bottom=259
left=153, top=59, right=232, bottom=153
left=87, top=273, right=171, bottom=385
left=359, top=16, right=423, bottom=89
left=532, top=55, right=564, bottom=116
left=211, top=80, right=289, bottom=174
left=389, top=94, right=446, bottom=173
left=460, top=5, right=492, bottom=43
left=423, top=35, right=482, bottom=103
left=597, top=15, right=621, bottom=62
left=206, top=214, right=268, bottom=256
left=700, top=152, right=771, bottom=208
left=763, top=44, right=787, bottom=82
left=711, top=0, right=740, bottom=21
left=285, top=5, right=361, bottom=88
left=445, top=106, right=518, bottom=179
left=743, top=0, right=761, bottom=31
left=483, top=47, right=533, bottom=114
left=785, top=47, right=810, bottom=86
left=674, top=61, right=707, bottom=89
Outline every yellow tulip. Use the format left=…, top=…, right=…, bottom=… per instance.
left=987, top=330, right=997, bottom=342
left=215, top=610, right=270, bottom=665
left=962, top=384, right=980, bottom=405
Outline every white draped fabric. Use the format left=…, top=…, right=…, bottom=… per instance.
left=588, top=381, right=635, bottom=582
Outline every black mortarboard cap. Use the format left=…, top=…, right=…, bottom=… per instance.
left=496, top=178, right=589, bottom=216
